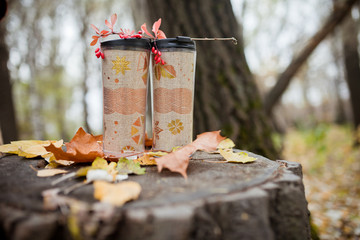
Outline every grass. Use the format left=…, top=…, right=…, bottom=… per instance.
left=282, top=124, right=360, bottom=239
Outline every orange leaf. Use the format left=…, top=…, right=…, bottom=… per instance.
left=141, top=23, right=154, bottom=38
left=156, top=144, right=196, bottom=179
left=100, top=30, right=109, bottom=35
left=156, top=130, right=225, bottom=179
left=111, top=13, right=117, bottom=26
left=157, top=30, right=167, bottom=39
left=90, top=38, right=98, bottom=46
left=105, top=19, right=113, bottom=30
left=192, top=131, right=226, bottom=152
left=152, top=18, right=161, bottom=37
left=45, top=127, right=104, bottom=162
left=90, top=24, right=100, bottom=34
left=161, top=64, right=176, bottom=78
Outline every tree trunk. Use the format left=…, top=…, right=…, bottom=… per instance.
left=342, top=10, right=360, bottom=143
left=135, top=0, right=278, bottom=159
left=264, top=0, right=357, bottom=116
left=0, top=20, right=18, bottom=143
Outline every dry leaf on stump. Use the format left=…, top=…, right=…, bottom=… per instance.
left=93, top=181, right=141, bottom=207
left=45, top=127, right=104, bottom=162
left=156, top=130, right=226, bottom=179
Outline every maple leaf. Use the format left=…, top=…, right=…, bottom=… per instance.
left=93, top=180, right=141, bottom=207
left=45, top=127, right=104, bottom=163
left=156, top=131, right=225, bottom=179
left=116, top=158, right=146, bottom=175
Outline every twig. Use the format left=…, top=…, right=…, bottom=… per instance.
left=190, top=37, right=238, bottom=45
left=52, top=172, right=76, bottom=186
left=63, top=181, right=90, bottom=195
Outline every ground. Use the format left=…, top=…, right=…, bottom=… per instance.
left=282, top=124, right=360, bottom=240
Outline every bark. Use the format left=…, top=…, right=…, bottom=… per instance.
left=342, top=10, right=360, bottom=141
left=134, top=0, right=278, bottom=159
left=264, top=0, right=358, bottom=115
left=0, top=19, right=18, bottom=143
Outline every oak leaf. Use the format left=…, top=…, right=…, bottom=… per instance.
left=93, top=180, right=141, bottom=207
left=45, top=127, right=104, bottom=162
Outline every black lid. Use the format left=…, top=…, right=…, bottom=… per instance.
left=154, top=36, right=196, bottom=50
left=101, top=38, right=151, bottom=49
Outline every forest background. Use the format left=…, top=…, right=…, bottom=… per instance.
left=0, top=0, right=359, bottom=239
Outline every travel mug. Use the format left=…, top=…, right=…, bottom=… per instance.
left=151, top=36, right=196, bottom=151
left=101, top=38, right=151, bottom=157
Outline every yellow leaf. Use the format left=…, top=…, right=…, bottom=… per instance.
left=0, top=140, right=63, bottom=158
left=134, top=154, right=157, bottom=166
left=0, top=144, right=19, bottom=154
left=219, top=149, right=256, bottom=163
left=147, top=151, right=168, bottom=157
left=37, top=169, right=68, bottom=177
left=217, top=138, right=235, bottom=149
left=93, top=181, right=141, bottom=207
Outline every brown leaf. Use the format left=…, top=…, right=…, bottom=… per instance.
left=156, top=131, right=225, bottom=179
left=45, top=127, right=104, bottom=162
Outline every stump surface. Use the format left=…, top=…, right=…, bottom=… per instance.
left=0, top=151, right=311, bottom=240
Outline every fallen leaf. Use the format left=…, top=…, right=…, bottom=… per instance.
left=156, top=131, right=226, bottom=179
left=0, top=140, right=63, bottom=158
left=147, top=151, right=169, bottom=157
left=192, top=131, right=226, bottom=152
left=156, top=144, right=196, bottom=179
left=217, top=138, right=235, bottom=149
left=45, top=127, right=104, bottom=162
left=134, top=154, right=157, bottom=166
left=116, top=158, right=146, bottom=175
left=37, top=169, right=68, bottom=177
left=76, top=157, right=114, bottom=177
left=93, top=181, right=141, bottom=207
left=219, top=149, right=256, bottom=163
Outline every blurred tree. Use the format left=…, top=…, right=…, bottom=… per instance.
left=264, top=0, right=357, bottom=116
left=342, top=9, right=360, bottom=144
left=0, top=14, right=18, bottom=143
left=134, top=0, right=278, bottom=159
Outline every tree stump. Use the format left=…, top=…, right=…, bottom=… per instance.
left=0, top=151, right=311, bottom=240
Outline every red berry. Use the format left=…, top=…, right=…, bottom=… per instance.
left=154, top=50, right=158, bottom=55
left=158, top=51, right=162, bottom=56
left=138, top=30, right=142, bottom=34
left=156, top=58, right=161, bottom=64
left=95, top=47, right=100, bottom=53
left=100, top=52, right=105, bottom=59
left=161, top=59, right=165, bottom=65
left=152, top=47, right=155, bottom=53
left=154, top=55, right=158, bottom=61
left=96, top=51, right=101, bottom=58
